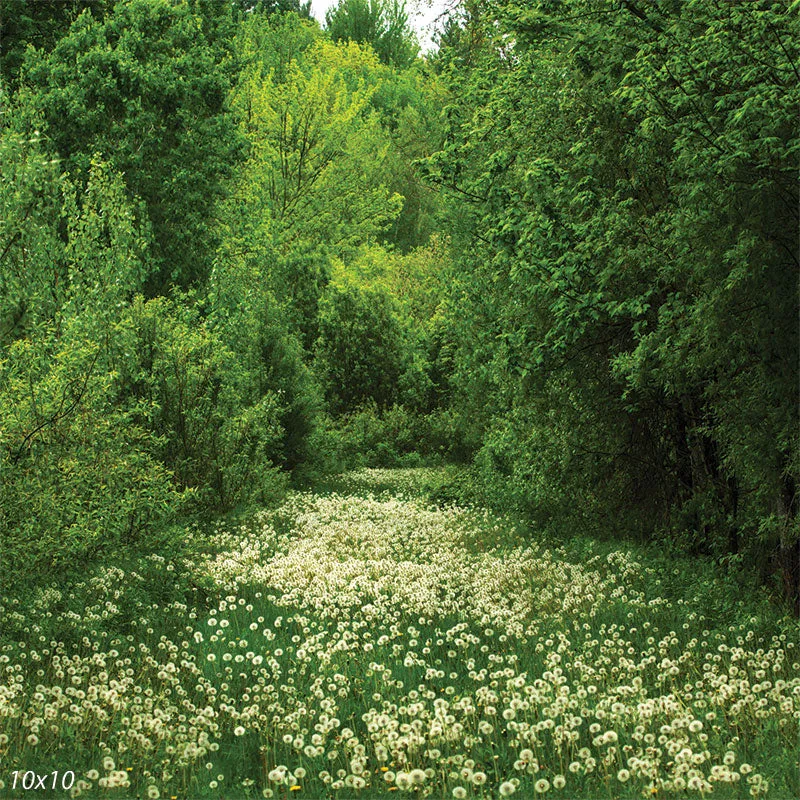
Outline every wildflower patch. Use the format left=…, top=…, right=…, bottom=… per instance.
left=0, top=471, right=797, bottom=798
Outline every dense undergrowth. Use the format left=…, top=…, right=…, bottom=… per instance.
left=1, top=469, right=797, bottom=799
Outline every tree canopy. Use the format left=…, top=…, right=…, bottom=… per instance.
left=325, top=0, right=419, bottom=68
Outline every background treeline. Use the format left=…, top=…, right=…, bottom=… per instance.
left=1, top=0, right=797, bottom=610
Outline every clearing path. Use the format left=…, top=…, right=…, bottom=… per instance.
left=193, top=470, right=798, bottom=798
left=1, top=469, right=797, bottom=799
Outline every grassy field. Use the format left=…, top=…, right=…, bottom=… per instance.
left=1, top=468, right=797, bottom=799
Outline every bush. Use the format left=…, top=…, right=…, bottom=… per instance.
left=315, top=285, right=408, bottom=415
left=121, top=295, right=289, bottom=511
left=248, top=304, right=324, bottom=474
left=0, top=291, right=298, bottom=591
left=0, top=319, right=183, bottom=590
left=321, top=403, right=464, bottom=469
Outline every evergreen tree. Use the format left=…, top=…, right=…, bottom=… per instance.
left=325, top=0, right=419, bottom=68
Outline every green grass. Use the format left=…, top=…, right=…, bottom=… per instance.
left=0, top=468, right=797, bottom=799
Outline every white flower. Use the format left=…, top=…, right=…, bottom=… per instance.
left=268, top=768, right=286, bottom=783
left=409, top=769, right=425, bottom=785
left=395, top=772, right=411, bottom=790
left=472, top=772, right=487, bottom=786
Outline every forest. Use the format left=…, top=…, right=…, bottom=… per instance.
left=0, top=0, right=798, bottom=798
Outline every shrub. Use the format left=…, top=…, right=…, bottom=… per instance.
left=321, top=403, right=464, bottom=469
left=315, top=285, right=407, bottom=415
left=0, top=319, right=182, bottom=590
left=121, top=295, right=289, bottom=511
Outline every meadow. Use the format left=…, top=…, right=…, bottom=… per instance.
left=1, top=468, right=797, bottom=799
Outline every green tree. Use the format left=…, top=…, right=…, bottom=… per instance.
left=430, top=0, right=799, bottom=605
left=236, top=0, right=311, bottom=17
left=19, top=0, right=244, bottom=292
left=0, top=150, right=181, bottom=588
left=366, top=60, right=446, bottom=251
left=220, top=27, right=402, bottom=345
left=0, top=0, right=112, bottom=90
left=0, top=124, right=65, bottom=343
left=325, top=0, right=419, bottom=68
left=121, top=295, right=291, bottom=509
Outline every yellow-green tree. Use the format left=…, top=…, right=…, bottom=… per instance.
left=216, top=16, right=402, bottom=345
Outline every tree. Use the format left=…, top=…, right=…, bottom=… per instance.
left=0, top=0, right=112, bottom=90
left=0, top=123, right=65, bottom=344
left=0, top=146, right=182, bottom=585
left=235, top=0, right=311, bottom=18
left=429, top=0, right=800, bottom=604
left=325, top=0, right=419, bottom=68
left=19, top=0, right=244, bottom=292
left=367, top=61, right=447, bottom=251
left=219, top=23, right=402, bottom=345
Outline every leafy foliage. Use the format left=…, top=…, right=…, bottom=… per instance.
left=0, top=0, right=111, bottom=89
left=0, top=126, right=65, bottom=340
left=325, top=0, right=419, bottom=68
left=1, top=0, right=796, bottom=615
left=429, top=0, right=799, bottom=605
left=19, top=0, right=243, bottom=291
left=220, top=19, right=404, bottom=345
left=121, top=295, right=289, bottom=511
left=0, top=149, right=178, bottom=588
left=235, top=0, right=311, bottom=18
left=315, top=284, right=408, bottom=414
